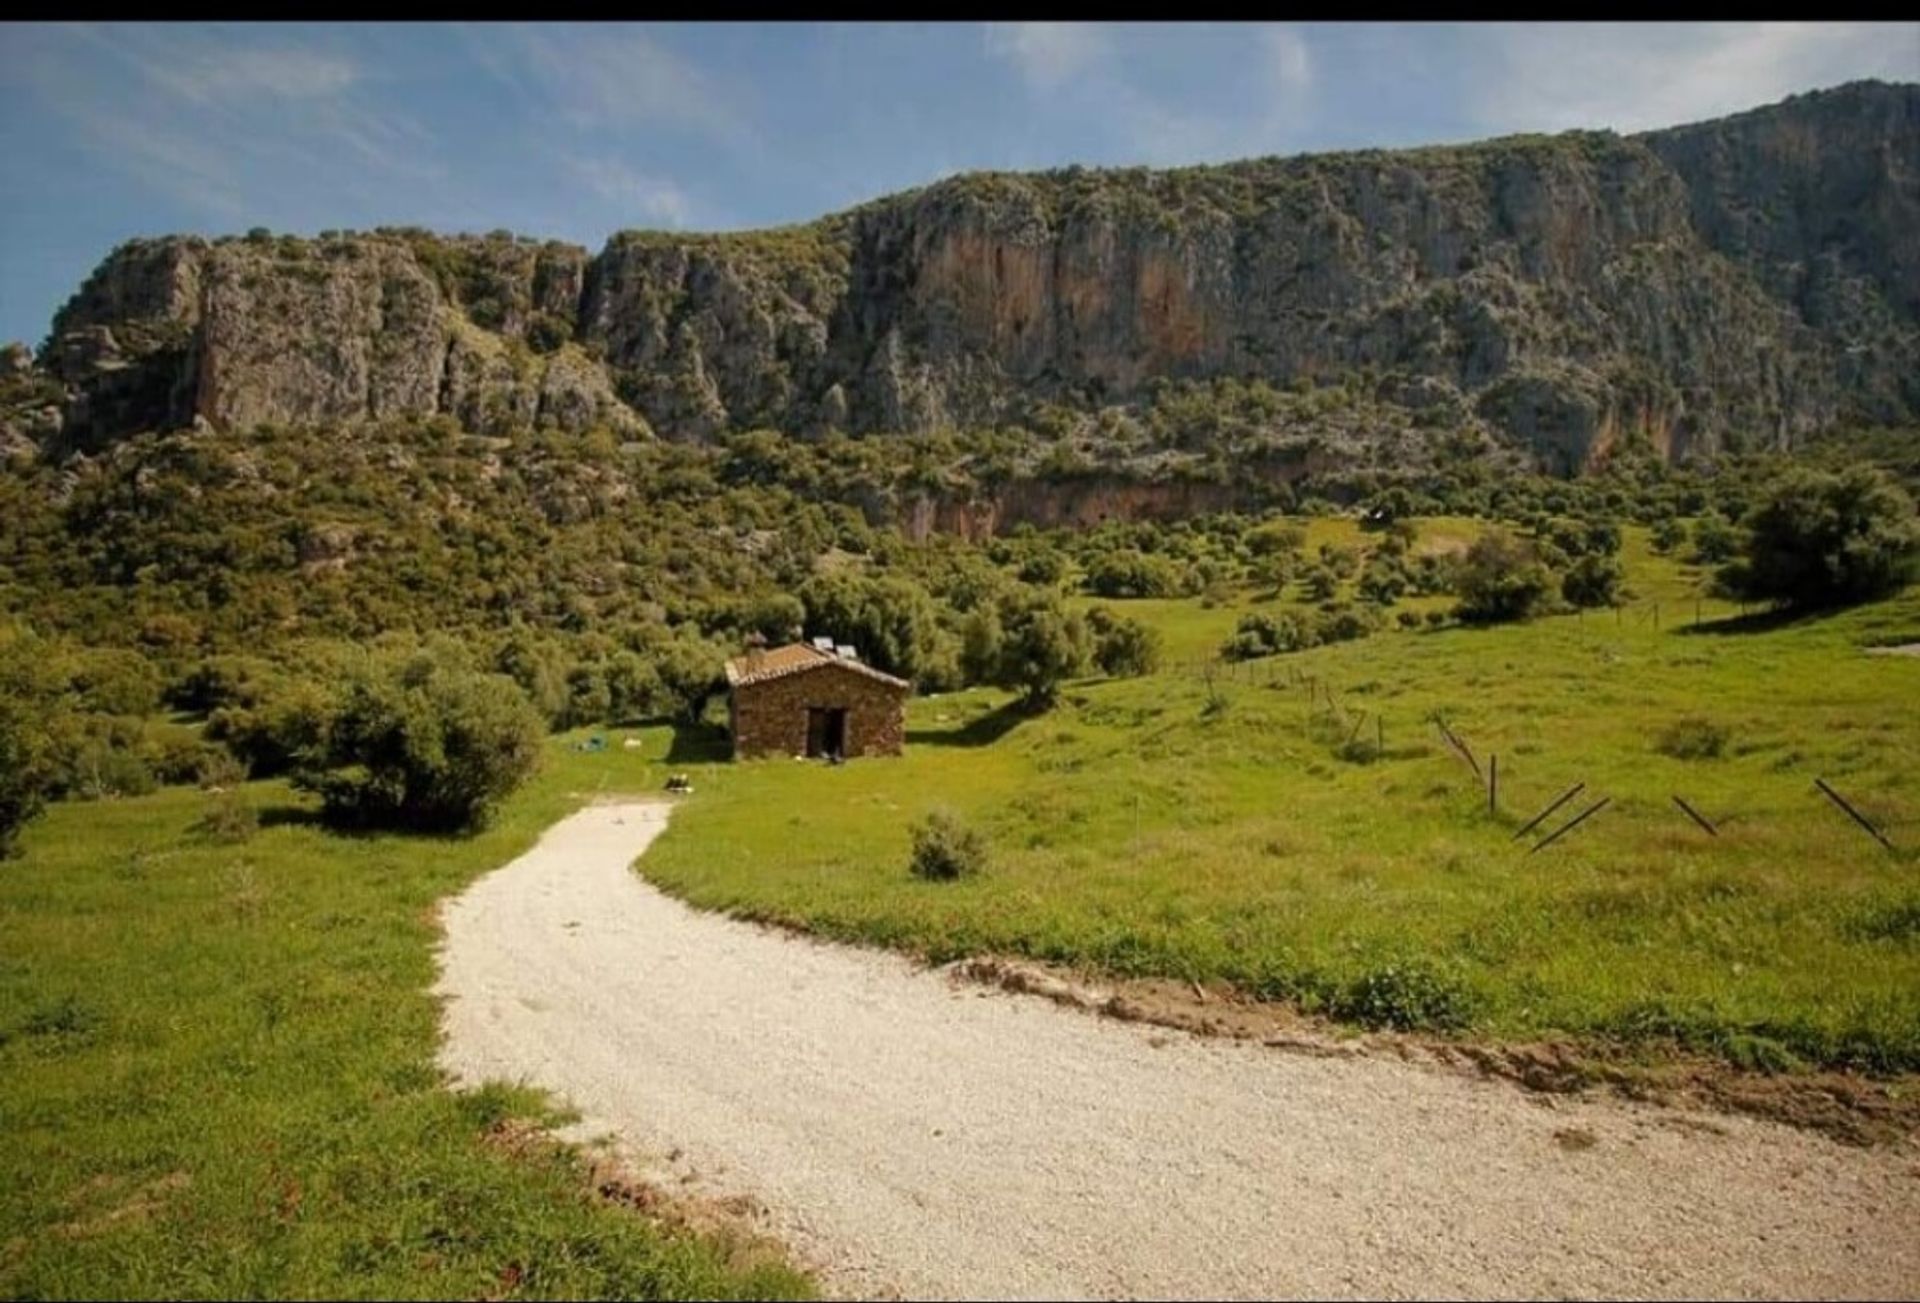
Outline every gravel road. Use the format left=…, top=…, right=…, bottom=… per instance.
left=434, top=801, right=1920, bottom=1300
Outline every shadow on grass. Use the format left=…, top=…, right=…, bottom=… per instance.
left=1675, top=604, right=1837, bottom=637
left=665, top=722, right=733, bottom=765
left=256, top=804, right=326, bottom=831
left=907, top=700, right=1033, bottom=749
left=254, top=804, right=476, bottom=841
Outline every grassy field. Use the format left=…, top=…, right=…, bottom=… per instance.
left=4, top=517, right=1917, bottom=1298
left=0, top=754, right=812, bottom=1300
left=645, top=524, right=1920, bottom=1074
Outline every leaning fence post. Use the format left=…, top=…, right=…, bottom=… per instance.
left=1531, top=797, right=1611, bottom=853
left=1672, top=795, right=1718, bottom=836
left=1814, top=778, right=1894, bottom=851
left=1514, top=782, right=1585, bottom=842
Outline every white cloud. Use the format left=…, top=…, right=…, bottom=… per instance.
left=1470, top=22, right=1920, bottom=135
left=483, top=24, right=751, bottom=146
left=151, top=46, right=358, bottom=104
left=565, top=156, right=695, bottom=228
left=1263, top=24, right=1315, bottom=101
left=983, top=22, right=1111, bottom=91
left=16, top=25, right=448, bottom=225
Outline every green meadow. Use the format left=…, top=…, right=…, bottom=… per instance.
left=4, top=518, right=1917, bottom=1299
left=645, top=524, right=1920, bottom=1073
left=0, top=756, right=812, bottom=1300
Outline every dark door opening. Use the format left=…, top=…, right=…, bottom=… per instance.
left=806, top=707, right=848, bottom=759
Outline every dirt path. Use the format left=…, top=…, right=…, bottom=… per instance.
left=434, top=802, right=1920, bottom=1300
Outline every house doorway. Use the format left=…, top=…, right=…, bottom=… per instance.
left=806, top=707, right=848, bottom=759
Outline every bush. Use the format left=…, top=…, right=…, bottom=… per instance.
left=295, top=658, right=544, bottom=832
left=1300, top=564, right=1339, bottom=602
left=1315, top=603, right=1382, bottom=644
left=0, top=701, right=49, bottom=857
left=1561, top=553, right=1623, bottom=608
left=1222, top=610, right=1318, bottom=660
left=1245, top=521, right=1307, bottom=556
left=1089, top=611, right=1162, bottom=678
left=208, top=677, right=336, bottom=777
left=194, top=786, right=258, bottom=844
left=988, top=590, right=1089, bottom=709
left=1331, top=959, right=1477, bottom=1032
left=1454, top=530, right=1556, bottom=624
left=1650, top=517, right=1687, bottom=555
left=1085, top=549, right=1183, bottom=599
left=1356, top=557, right=1407, bottom=605
left=1689, top=512, right=1741, bottom=564
left=908, top=809, right=988, bottom=881
left=1655, top=716, right=1730, bottom=760
left=65, top=742, right=158, bottom=800
left=1716, top=466, right=1920, bottom=610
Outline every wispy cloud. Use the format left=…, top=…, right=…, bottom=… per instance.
left=564, top=156, right=697, bottom=228
left=978, top=22, right=1325, bottom=165
left=132, top=43, right=358, bottom=105
left=1262, top=25, right=1315, bottom=111
left=14, top=24, right=449, bottom=225
left=468, top=23, right=754, bottom=147
left=983, top=22, right=1111, bottom=91
left=1469, top=22, right=1920, bottom=135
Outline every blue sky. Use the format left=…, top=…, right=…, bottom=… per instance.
left=2, top=21, right=1916, bottom=347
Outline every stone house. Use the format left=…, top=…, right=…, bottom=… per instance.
left=723, top=639, right=910, bottom=760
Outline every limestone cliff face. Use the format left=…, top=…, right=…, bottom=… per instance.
left=41, top=233, right=645, bottom=452
left=21, top=80, right=1918, bottom=471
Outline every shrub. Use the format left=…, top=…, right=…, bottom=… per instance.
left=1561, top=552, right=1623, bottom=608
left=1332, top=959, right=1477, bottom=1032
left=1716, top=466, right=1920, bottom=610
left=65, top=742, right=158, bottom=800
left=1300, top=564, right=1339, bottom=602
left=1315, top=603, right=1383, bottom=644
left=1085, top=549, right=1182, bottom=599
left=1454, top=530, right=1556, bottom=624
left=982, top=590, right=1089, bottom=709
left=1248, top=550, right=1296, bottom=593
left=1222, top=610, right=1318, bottom=660
left=1356, top=557, right=1407, bottom=605
left=1650, top=517, right=1687, bottom=555
left=908, top=809, right=987, bottom=881
left=1689, top=512, right=1741, bottom=564
left=1318, top=543, right=1361, bottom=579
left=1655, top=716, right=1730, bottom=760
left=148, top=727, right=226, bottom=787
left=295, top=659, right=544, bottom=832
left=1246, top=520, right=1307, bottom=556
left=194, top=786, right=258, bottom=844
left=1090, top=612, right=1162, bottom=678
left=526, top=312, right=573, bottom=355
left=0, top=700, right=49, bottom=857
left=1396, top=610, right=1424, bottom=630
left=208, top=677, right=336, bottom=777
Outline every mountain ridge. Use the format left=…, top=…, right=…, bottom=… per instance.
left=7, top=78, right=1915, bottom=474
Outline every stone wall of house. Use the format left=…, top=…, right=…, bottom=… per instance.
left=731, top=662, right=908, bottom=759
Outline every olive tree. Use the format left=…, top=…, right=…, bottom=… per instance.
left=1717, top=466, right=1919, bottom=609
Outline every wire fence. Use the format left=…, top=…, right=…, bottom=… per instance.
left=1149, top=605, right=1905, bottom=857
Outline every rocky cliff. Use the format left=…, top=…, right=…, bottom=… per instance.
left=13, top=80, right=1918, bottom=471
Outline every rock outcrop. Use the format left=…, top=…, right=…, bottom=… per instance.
left=17, top=80, right=1918, bottom=471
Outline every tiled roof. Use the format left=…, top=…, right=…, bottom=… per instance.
left=724, top=642, right=911, bottom=691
